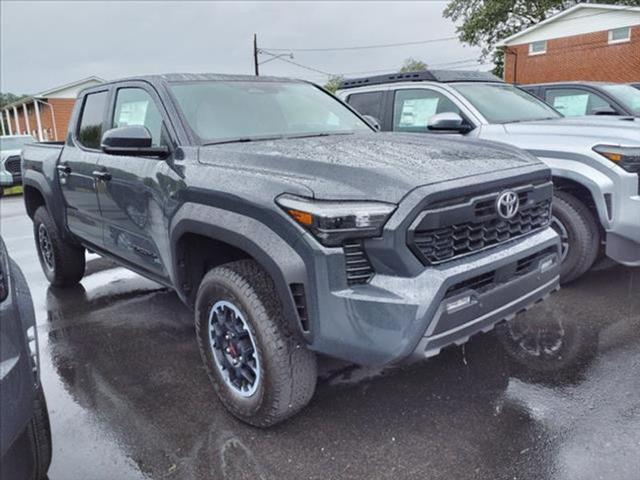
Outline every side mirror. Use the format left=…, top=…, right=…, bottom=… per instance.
left=362, top=115, right=381, bottom=131
left=427, top=112, right=471, bottom=133
left=101, top=126, right=169, bottom=157
left=592, top=106, right=618, bottom=116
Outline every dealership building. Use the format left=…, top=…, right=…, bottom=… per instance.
left=498, top=3, right=640, bottom=84
left=1, top=76, right=104, bottom=141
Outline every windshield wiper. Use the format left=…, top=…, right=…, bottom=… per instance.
left=203, top=135, right=284, bottom=146
left=503, top=117, right=559, bottom=124
left=284, top=131, right=356, bottom=140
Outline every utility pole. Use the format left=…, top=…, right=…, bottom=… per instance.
left=253, top=33, right=259, bottom=76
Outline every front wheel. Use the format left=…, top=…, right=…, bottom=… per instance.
left=195, top=260, right=317, bottom=427
left=33, top=207, right=85, bottom=287
left=550, top=192, right=600, bottom=284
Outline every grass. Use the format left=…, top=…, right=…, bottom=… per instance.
left=2, top=186, right=23, bottom=196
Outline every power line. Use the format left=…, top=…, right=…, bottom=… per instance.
left=266, top=55, right=334, bottom=76
left=262, top=35, right=459, bottom=52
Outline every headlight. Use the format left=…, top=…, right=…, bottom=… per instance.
left=593, top=145, right=640, bottom=174
left=276, top=194, right=396, bottom=247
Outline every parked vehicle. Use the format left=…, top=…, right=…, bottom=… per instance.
left=0, top=134, right=33, bottom=195
left=337, top=70, right=640, bottom=283
left=0, top=236, right=52, bottom=479
left=522, top=82, right=640, bottom=117
left=22, top=73, right=560, bottom=426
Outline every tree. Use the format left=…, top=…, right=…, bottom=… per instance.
left=399, top=58, right=428, bottom=73
left=0, top=92, right=28, bottom=109
left=324, top=75, right=344, bottom=93
left=443, top=0, right=640, bottom=77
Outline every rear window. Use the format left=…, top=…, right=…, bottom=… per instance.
left=77, top=91, right=108, bottom=149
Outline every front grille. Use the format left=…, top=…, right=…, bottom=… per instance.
left=409, top=182, right=553, bottom=265
left=343, top=241, right=375, bottom=285
left=4, top=155, right=21, bottom=175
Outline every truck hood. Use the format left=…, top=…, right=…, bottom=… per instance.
left=198, top=132, right=542, bottom=203
left=0, top=149, right=22, bottom=161
left=501, top=117, right=640, bottom=145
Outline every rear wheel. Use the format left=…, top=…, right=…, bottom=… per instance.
left=33, top=206, right=85, bottom=287
left=551, top=191, right=600, bottom=284
left=195, top=260, right=317, bottom=427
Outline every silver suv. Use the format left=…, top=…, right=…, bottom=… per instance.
left=337, top=71, right=640, bottom=282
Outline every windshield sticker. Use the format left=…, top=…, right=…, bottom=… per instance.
left=399, top=98, right=439, bottom=127
left=552, top=94, right=588, bottom=116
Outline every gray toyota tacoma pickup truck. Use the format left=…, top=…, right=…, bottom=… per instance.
left=337, top=70, right=640, bottom=283
left=21, top=73, right=560, bottom=426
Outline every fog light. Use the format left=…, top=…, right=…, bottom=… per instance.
left=445, top=295, right=474, bottom=314
left=539, top=256, right=556, bottom=273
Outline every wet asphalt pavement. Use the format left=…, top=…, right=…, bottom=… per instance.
left=1, top=194, right=639, bottom=480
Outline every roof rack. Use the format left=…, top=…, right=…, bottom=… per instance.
left=338, top=69, right=503, bottom=90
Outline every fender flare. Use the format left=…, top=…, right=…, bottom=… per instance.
left=530, top=152, right=615, bottom=228
left=22, top=170, right=69, bottom=236
left=169, top=203, right=308, bottom=332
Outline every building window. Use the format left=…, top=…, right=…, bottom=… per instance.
left=609, top=26, right=631, bottom=44
left=529, top=40, right=547, bottom=55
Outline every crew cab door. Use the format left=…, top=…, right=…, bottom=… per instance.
left=96, top=82, right=173, bottom=278
left=345, top=86, right=476, bottom=134
left=58, top=89, right=108, bottom=247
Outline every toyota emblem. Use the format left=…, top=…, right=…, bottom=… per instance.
left=496, top=191, right=520, bottom=220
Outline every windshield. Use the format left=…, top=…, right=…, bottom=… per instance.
left=601, top=84, right=640, bottom=115
left=170, top=80, right=372, bottom=144
left=0, top=136, right=33, bottom=151
left=452, top=83, right=562, bottom=124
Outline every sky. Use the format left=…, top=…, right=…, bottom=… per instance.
left=0, top=0, right=487, bottom=95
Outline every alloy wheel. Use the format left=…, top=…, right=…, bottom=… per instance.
left=208, top=301, right=260, bottom=397
left=550, top=216, right=570, bottom=262
left=38, top=224, right=55, bottom=272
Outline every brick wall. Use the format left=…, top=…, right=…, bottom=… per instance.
left=7, top=98, right=76, bottom=141
left=504, top=25, right=640, bottom=84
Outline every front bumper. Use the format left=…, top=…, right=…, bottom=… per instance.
left=606, top=190, right=640, bottom=266
left=306, top=227, right=560, bottom=366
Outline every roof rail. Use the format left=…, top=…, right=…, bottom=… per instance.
left=338, top=69, right=503, bottom=90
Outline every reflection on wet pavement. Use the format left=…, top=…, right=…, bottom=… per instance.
left=2, top=196, right=639, bottom=480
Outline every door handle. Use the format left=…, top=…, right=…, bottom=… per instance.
left=93, top=170, right=112, bottom=182
left=56, top=164, right=71, bottom=175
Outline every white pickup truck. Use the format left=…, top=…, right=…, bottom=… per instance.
left=337, top=70, right=640, bottom=283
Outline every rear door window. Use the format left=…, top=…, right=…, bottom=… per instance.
left=392, top=89, right=462, bottom=132
left=77, top=91, right=108, bottom=149
left=545, top=88, right=614, bottom=116
left=346, top=91, right=384, bottom=121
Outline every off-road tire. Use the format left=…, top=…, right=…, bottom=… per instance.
left=33, top=206, right=85, bottom=287
left=195, top=260, right=317, bottom=427
left=552, top=191, right=600, bottom=284
left=28, top=387, right=52, bottom=479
